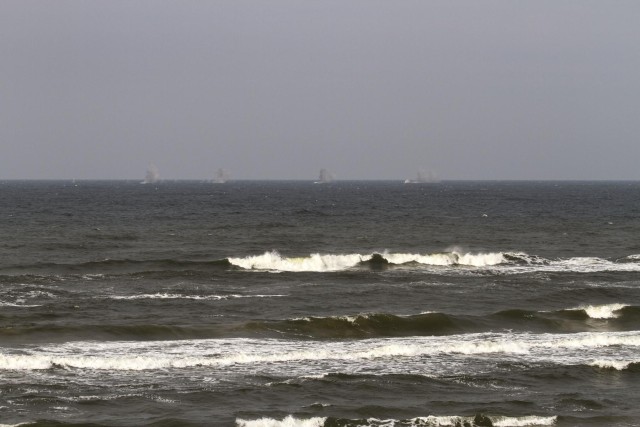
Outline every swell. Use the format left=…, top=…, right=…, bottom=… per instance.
left=4, top=305, right=638, bottom=342
left=227, top=250, right=512, bottom=272
left=3, top=331, right=640, bottom=372
left=494, top=304, right=640, bottom=324
left=246, top=313, right=473, bottom=339
left=2, top=414, right=627, bottom=427
left=0, top=258, right=234, bottom=277
left=227, top=250, right=640, bottom=273
left=236, top=414, right=561, bottom=427
left=1, top=315, right=468, bottom=343
left=3, top=250, right=640, bottom=277
left=0, top=421, right=199, bottom=427
left=0, top=324, right=231, bottom=343
left=255, top=303, right=640, bottom=339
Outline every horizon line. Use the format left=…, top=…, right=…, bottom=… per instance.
left=1, top=178, right=639, bottom=183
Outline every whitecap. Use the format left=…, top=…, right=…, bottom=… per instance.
left=580, top=303, right=627, bottom=319
left=108, top=293, right=285, bottom=300
left=235, top=415, right=326, bottom=427
left=589, top=359, right=637, bottom=370
left=229, top=251, right=365, bottom=272
left=234, top=415, right=557, bottom=427
left=3, top=331, right=640, bottom=372
left=493, top=415, right=558, bottom=426
left=228, top=250, right=509, bottom=272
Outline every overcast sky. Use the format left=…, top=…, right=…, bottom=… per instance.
left=2, top=1, right=639, bottom=180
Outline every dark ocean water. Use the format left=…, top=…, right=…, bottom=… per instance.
left=1, top=180, right=640, bottom=426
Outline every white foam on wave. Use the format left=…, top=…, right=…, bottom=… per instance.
left=110, top=293, right=226, bottom=300
left=410, top=415, right=557, bottom=427
left=577, top=303, right=627, bottom=319
left=383, top=252, right=458, bottom=266
left=456, top=252, right=506, bottom=266
left=60, top=393, right=145, bottom=402
left=228, top=250, right=507, bottom=272
left=229, top=251, right=364, bottom=272
left=384, top=251, right=506, bottom=267
left=23, top=290, right=56, bottom=299
left=236, top=416, right=326, bottom=427
left=493, top=416, right=558, bottom=426
left=227, top=250, right=640, bottom=273
left=552, top=332, right=640, bottom=349
left=0, top=289, right=52, bottom=307
left=3, top=331, right=640, bottom=372
left=109, top=293, right=285, bottom=300
left=0, top=301, right=41, bottom=307
left=474, top=254, right=640, bottom=275
left=549, top=257, right=640, bottom=273
left=293, top=315, right=363, bottom=323
left=589, top=359, right=638, bottom=370
left=235, top=415, right=557, bottom=427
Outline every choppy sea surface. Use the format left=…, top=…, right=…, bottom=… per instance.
left=1, top=180, right=640, bottom=427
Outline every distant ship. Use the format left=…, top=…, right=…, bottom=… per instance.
left=314, top=169, right=334, bottom=184
left=141, top=163, right=160, bottom=184
left=213, top=168, right=229, bottom=184
left=404, top=170, right=439, bottom=184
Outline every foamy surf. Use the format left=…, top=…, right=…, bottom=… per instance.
left=589, top=359, right=640, bottom=370
left=493, top=416, right=558, bottom=426
left=0, top=301, right=41, bottom=307
left=235, top=414, right=558, bottom=426
left=384, top=251, right=506, bottom=266
left=228, top=250, right=509, bottom=272
left=227, top=251, right=640, bottom=273
left=228, top=251, right=364, bottom=272
left=2, top=331, right=640, bottom=373
left=236, top=416, right=326, bottom=427
left=5, top=181, right=640, bottom=425
left=544, top=256, right=640, bottom=274
left=108, top=293, right=285, bottom=300
left=575, top=303, right=627, bottom=319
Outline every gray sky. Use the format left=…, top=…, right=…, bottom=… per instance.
left=2, top=1, right=639, bottom=180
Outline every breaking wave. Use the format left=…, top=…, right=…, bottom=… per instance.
left=2, top=331, right=639, bottom=372
left=572, top=303, right=628, bottom=319
left=5, top=304, right=638, bottom=342
left=235, top=414, right=558, bottom=426
left=236, top=416, right=325, bottom=427
left=228, top=250, right=512, bottom=272
left=228, top=251, right=365, bottom=272
left=108, top=293, right=285, bottom=301
left=4, top=251, right=640, bottom=276
left=589, top=359, right=640, bottom=371
left=227, top=250, right=640, bottom=273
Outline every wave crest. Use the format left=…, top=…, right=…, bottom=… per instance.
left=4, top=331, right=640, bottom=372
left=228, top=250, right=509, bottom=272
left=226, top=250, right=640, bottom=274
left=256, top=312, right=463, bottom=338
left=235, top=414, right=558, bottom=427
left=236, top=416, right=326, bottom=427
left=228, top=251, right=365, bottom=272
left=589, top=359, right=640, bottom=371
left=578, top=303, right=627, bottom=319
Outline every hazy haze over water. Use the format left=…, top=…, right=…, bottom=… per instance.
left=1, top=1, right=639, bottom=180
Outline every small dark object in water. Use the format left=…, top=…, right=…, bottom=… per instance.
left=363, top=253, right=390, bottom=270
left=473, top=413, right=494, bottom=426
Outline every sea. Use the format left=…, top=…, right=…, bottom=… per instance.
left=1, top=180, right=640, bottom=427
